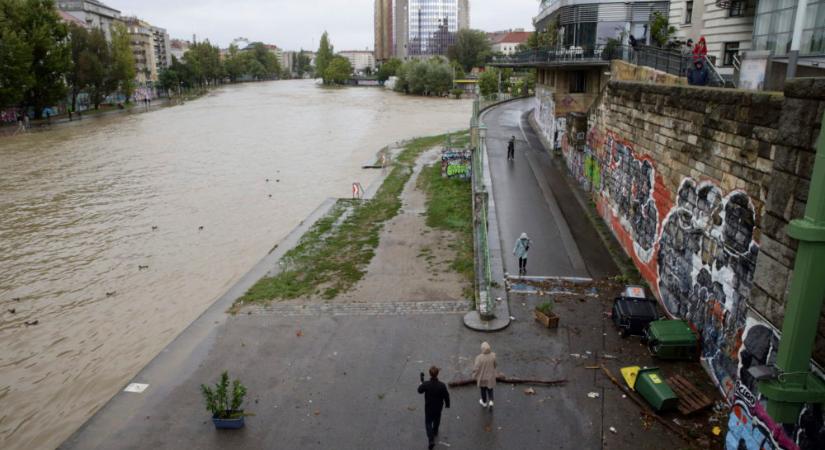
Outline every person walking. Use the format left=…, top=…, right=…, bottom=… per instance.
left=506, top=136, right=515, bottom=161
left=513, top=232, right=531, bottom=276
left=418, top=366, right=450, bottom=450
left=472, top=341, right=497, bottom=409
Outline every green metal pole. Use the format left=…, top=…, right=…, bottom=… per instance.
left=759, top=112, right=825, bottom=423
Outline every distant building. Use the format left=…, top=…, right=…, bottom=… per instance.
left=393, top=0, right=470, bottom=59
left=490, top=30, right=530, bottom=55
left=57, top=0, right=121, bottom=41
left=57, top=10, right=88, bottom=28
left=123, top=17, right=159, bottom=84
left=170, top=39, right=190, bottom=61
left=338, top=50, right=376, bottom=73
left=151, top=26, right=171, bottom=70
left=280, top=50, right=296, bottom=75
left=230, top=37, right=251, bottom=50
left=374, top=0, right=394, bottom=62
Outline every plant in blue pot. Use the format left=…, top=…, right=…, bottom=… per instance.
left=201, top=371, right=248, bottom=429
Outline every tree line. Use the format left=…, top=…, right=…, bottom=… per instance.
left=0, top=0, right=135, bottom=117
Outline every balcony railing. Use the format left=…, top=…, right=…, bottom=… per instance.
left=490, top=44, right=632, bottom=67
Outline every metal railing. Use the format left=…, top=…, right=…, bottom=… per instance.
left=470, top=97, right=494, bottom=319
left=491, top=44, right=631, bottom=67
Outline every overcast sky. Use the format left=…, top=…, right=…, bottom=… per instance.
left=111, top=0, right=539, bottom=50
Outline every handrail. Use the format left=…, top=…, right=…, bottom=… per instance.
left=703, top=55, right=728, bottom=87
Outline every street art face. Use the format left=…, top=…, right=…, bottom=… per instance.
left=658, top=179, right=759, bottom=394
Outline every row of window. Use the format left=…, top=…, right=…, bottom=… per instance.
left=684, top=0, right=746, bottom=25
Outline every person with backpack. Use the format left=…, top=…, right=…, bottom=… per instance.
left=513, top=232, right=531, bottom=276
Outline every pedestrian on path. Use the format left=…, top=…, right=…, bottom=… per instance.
left=513, top=232, right=531, bottom=276
left=418, top=366, right=450, bottom=449
left=507, top=136, right=515, bottom=161
left=472, top=342, right=497, bottom=409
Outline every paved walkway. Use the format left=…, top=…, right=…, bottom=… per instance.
left=61, top=103, right=687, bottom=450
left=483, top=99, right=617, bottom=279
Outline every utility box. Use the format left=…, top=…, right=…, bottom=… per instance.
left=612, top=286, right=659, bottom=337
left=645, top=320, right=698, bottom=360
left=634, top=367, right=679, bottom=412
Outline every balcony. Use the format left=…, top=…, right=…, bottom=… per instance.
left=490, top=44, right=629, bottom=69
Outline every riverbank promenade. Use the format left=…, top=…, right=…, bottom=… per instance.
left=61, top=100, right=689, bottom=450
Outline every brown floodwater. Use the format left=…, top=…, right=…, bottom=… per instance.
left=0, top=80, right=470, bottom=449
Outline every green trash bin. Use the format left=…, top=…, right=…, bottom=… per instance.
left=634, top=367, right=678, bottom=412
left=645, top=319, right=698, bottom=360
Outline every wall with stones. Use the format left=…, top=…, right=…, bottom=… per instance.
left=560, top=79, right=825, bottom=450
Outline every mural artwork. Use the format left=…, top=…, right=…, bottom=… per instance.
left=534, top=86, right=556, bottom=147
left=440, top=148, right=472, bottom=180
left=726, top=315, right=825, bottom=450
left=657, top=179, right=759, bottom=395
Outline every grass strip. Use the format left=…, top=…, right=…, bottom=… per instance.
left=416, top=157, right=474, bottom=297
left=233, top=131, right=468, bottom=308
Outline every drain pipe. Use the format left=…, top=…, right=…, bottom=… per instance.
left=758, top=112, right=825, bottom=423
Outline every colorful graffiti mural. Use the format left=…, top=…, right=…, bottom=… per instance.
left=534, top=86, right=556, bottom=147
left=441, top=148, right=472, bottom=180
left=727, top=315, right=825, bottom=450
left=559, top=127, right=825, bottom=450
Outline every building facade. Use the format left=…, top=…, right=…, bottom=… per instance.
left=170, top=39, right=190, bottom=62
left=151, top=26, right=171, bottom=70
left=374, top=0, right=394, bottom=62
left=124, top=17, right=159, bottom=85
left=392, top=0, right=469, bottom=59
left=490, top=30, right=531, bottom=55
left=339, top=50, right=376, bottom=73
left=57, top=0, right=120, bottom=41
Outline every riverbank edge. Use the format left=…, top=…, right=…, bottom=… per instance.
left=57, top=136, right=442, bottom=447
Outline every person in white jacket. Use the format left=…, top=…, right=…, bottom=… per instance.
left=513, top=232, right=531, bottom=276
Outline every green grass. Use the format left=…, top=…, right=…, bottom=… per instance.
left=416, top=154, right=474, bottom=295
left=232, top=131, right=466, bottom=309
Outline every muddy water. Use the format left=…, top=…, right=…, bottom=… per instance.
left=0, top=80, right=470, bottom=449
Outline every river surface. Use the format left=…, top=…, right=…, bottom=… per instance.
left=0, top=80, right=470, bottom=449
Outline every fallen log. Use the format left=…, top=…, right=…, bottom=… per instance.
left=600, top=365, right=691, bottom=443
left=448, top=376, right=567, bottom=388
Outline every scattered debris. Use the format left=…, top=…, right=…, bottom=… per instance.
left=407, top=406, right=416, bottom=411
left=25, top=320, right=38, bottom=326
left=296, top=329, right=303, bottom=337
left=523, top=387, right=536, bottom=395
left=609, top=426, right=617, bottom=434
left=105, top=291, right=116, bottom=296
left=669, top=374, right=714, bottom=415
left=438, top=441, right=451, bottom=447
left=509, top=316, right=515, bottom=320
left=601, top=354, right=617, bottom=360
left=585, top=365, right=600, bottom=369
left=712, top=426, right=721, bottom=436
left=138, top=265, right=149, bottom=270
left=484, top=425, right=492, bottom=432
left=377, top=393, right=385, bottom=400
left=587, top=392, right=600, bottom=399
left=8, top=308, right=15, bottom=314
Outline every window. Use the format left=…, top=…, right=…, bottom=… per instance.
left=569, top=71, right=587, bottom=93
left=723, top=42, right=740, bottom=66
left=685, top=1, right=694, bottom=24
left=729, top=1, right=746, bottom=17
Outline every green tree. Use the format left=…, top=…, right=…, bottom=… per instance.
left=323, top=55, right=352, bottom=84
left=478, top=69, right=499, bottom=97
left=425, top=61, right=452, bottom=96
left=109, top=23, right=136, bottom=102
left=295, top=50, right=312, bottom=77
left=0, top=0, right=34, bottom=109
left=376, top=57, right=402, bottom=82
left=184, top=41, right=223, bottom=86
left=66, top=24, right=89, bottom=112
left=82, top=28, right=110, bottom=109
left=315, top=31, right=334, bottom=78
left=249, top=42, right=281, bottom=78
left=222, top=44, right=244, bottom=82
left=447, top=29, right=491, bottom=72
left=650, top=12, right=676, bottom=47
left=4, top=0, right=71, bottom=117
left=523, top=20, right=560, bottom=51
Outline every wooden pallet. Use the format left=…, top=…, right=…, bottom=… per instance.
left=669, top=374, right=714, bottom=415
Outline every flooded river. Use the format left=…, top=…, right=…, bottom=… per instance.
left=0, top=80, right=470, bottom=449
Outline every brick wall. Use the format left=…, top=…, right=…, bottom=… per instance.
left=557, top=78, right=825, bottom=449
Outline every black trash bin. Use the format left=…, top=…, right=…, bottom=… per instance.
left=612, top=286, right=659, bottom=337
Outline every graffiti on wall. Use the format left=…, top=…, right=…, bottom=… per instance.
left=657, top=179, right=760, bottom=394
left=441, top=148, right=472, bottom=180
left=534, top=86, right=556, bottom=147
left=726, top=314, right=825, bottom=450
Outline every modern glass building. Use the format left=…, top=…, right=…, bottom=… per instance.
left=753, top=0, right=825, bottom=56
left=397, top=0, right=469, bottom=58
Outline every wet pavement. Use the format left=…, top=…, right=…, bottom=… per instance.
left=61, top=100, right=693, bottom=450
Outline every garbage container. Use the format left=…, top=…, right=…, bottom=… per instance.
left=612, top=294, right=659, bottom=337
left=645, top=320, right=698, bottom=360
left=634, top=367, right=678, bottom=412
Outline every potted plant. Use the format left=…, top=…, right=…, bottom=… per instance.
left=535, top=300, right=559, bottom=328
left=201, top=371, right=248, bottom=429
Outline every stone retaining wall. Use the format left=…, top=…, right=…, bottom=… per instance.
left=558, top=78, right=825, bottom=449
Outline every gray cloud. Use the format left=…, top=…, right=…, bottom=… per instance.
left=110, top=0, right=538, bottom=50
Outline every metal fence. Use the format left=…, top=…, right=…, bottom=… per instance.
left=470, top=97, right=495, bottom=319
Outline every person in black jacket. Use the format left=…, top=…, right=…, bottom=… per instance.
left=417, top=365, right=450, bottom=449
left=507, top=136, right=515, bottom=160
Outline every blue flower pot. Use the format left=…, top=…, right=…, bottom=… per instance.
left=212, top=412, right=245, bottom=429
